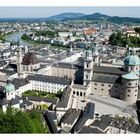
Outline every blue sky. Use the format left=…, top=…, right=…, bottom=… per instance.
left=0, top=7, right=140, bottom=18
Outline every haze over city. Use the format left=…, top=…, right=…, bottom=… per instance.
left=0, top=7, right=140, bottom=18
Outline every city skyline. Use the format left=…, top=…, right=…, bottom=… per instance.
left=0, top=7, right=140, bottom=18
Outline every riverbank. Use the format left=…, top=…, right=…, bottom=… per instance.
left=5, top=31, right=71, bottom=50
left=21, top=34, right=70, bottom=50
left=0, top=31, right=16, bottom=42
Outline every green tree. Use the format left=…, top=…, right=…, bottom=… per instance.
left=0, top=109, right=48, bottom=133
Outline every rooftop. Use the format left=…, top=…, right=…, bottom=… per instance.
left=52, top=62, right=76, bottom=69
left=92, top=73, right=122, bottom=84
left=93, top=65, right=127, bottom=76
left=124, top=55, right=140, bottom=66
left=122, top=72, right=139, bottom=80
left=27, top=74, right=71, bottom=85
left=56, top=86, right=72, bottom=108
left=60, top=108, right=81, bottom=125
left=21, top=52, right=39, bottom=65
left=78, top=126, right=104, bottom=134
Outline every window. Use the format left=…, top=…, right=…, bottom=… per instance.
left=108, top=85, right=111, bottom=87
left=80, top=92, right=82, bottom=96
left=135, top=89, right=137, bottom=92
left=128, top=90, right=131, bottom=92
left=87, top=64, right=89, bottom=68
left=94, top=88, right=97, bottom=90
left=135, top=95, right=137, bottom=96
left=127, top=95, right=130, bottom=97
left=101, top=84, right=104, bottom=86
left=115, top=90, right=117, bottom=93
left=115, top=85, right=118, bottom=88
left=128, top=83, right=131, bottom=86
left=101, top=88, right=104, bottom=91
left=94, top=83, right=97, bottom=86
left=86, top=75, right=88, bottom=79
left=136, top=83, right=138, bottom=86
left=73, top=91, right=75, bottom=94
left=77, top=91, right=79, bottom=96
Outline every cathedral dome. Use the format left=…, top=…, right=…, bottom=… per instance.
left=122, top=72, right=139, bottom=80
left=21, top=52, right=39, bottom=65
left=124, top=55, right=140, bottom=66
left=4, top=82, right=15, bottom=93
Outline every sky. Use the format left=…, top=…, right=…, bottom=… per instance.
left=0, top=7, right=140, bottom=18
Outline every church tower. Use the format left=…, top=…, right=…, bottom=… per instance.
left=83, top=47, right=93, bottom=86
left=16, top=46, right=22, bottom=77
left=4, top=80, right=16, bottom=100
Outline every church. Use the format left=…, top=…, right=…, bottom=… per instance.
left=0, top=45, right=140, bottom=112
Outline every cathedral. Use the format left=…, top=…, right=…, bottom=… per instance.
left=0, top=45, right=140, bottom=112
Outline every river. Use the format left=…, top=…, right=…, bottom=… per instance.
left=5, top=31, right=37, bottom=46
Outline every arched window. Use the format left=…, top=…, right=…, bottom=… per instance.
left=77, top=91, right=79, bottom=96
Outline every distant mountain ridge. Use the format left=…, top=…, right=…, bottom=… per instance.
left=46, top=12, right=86, bottom=21
left=0, top=12, right=140, bottom=24
left=46, top=12, right=140, bottom=24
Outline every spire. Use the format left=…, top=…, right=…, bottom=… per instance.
left=17, top=37, right=20, bottom=46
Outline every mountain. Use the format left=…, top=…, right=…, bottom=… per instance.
left=78, top=13, right=109, bottom=20
left=0, top=12, right=140, bottom=24
left=46, top=12, right=85, bottom=21
left=46, top=12, right=140, bottom=24
left=74, top=13, right=140, bottom=24
left=108, top=16, right=140, bottom=24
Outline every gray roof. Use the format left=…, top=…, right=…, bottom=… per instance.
left=93, top=65, right=127, bottom=76
left=74, top=115, right=88, bottom=133
left=26, top=96, right=57, bottom=104
left=100, top=115, right=112, bottom=125
left=52, top=62, right=77, bottom=69
left=11, top=78, right=29, bottom=90
left=27, top=74, right=71, bottom=85
left=0, top=69, right=16, bottom=76
left=10, top=98, right=20, bottom=106
left=0, top=98, right=9, bottom=106
left=78, top=126, right=104, bottom=134
left=0, top=60, right=7, bottom=67
left=74, top=102, right=95, bottom=132
left=83, top=102, right=95, bottom=119
left=92, top=73, right=122, bottom=84
left=90, top=120, right=108, bottom=130
left=43, top=111, right=58, bottom=133
left=20, top=100, right=33, bottom=108
left=56, top=87, right=72, bottom=108
left=60, top=108, right=81, bottom=125
left=5, top=63, right=17, bottom=71
left=58, top=129, right=68, bottom=134
left=99, top=115, right=140, bottom=133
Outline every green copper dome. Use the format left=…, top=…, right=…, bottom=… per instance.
left=135, top=70, right=140, bottom=76
left=122, top=72, right=139, bottom=80
left=124, top=55, right=140, bottom=66
left=4, top=83, right=15, bottom=93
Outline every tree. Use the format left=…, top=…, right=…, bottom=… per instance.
left=0, top=109, right=49, bottom=133
left=134, top=27, right=140, bottom=33
left=109, top=31, right=140, bottom=47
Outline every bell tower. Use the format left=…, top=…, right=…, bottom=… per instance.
left=16, top=46, right=22, bottom=77
left=83, top=47, right=93, bottom=86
